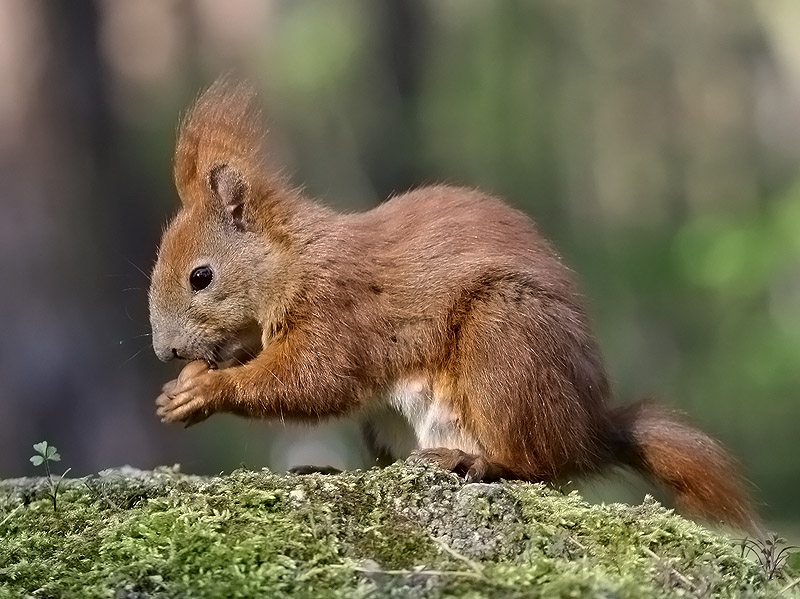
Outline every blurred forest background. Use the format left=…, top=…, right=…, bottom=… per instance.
left=0, top=0, right=798, bottom=533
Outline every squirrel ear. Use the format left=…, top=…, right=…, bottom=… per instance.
left=174, top=78, right=262, bottom=211
left=208, top=164, right=247, bottom=228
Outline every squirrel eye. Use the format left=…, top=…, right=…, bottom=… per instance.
left=189, top=265, right=213, bottom=292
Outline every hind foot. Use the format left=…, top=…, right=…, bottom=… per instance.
left=409, top=447, right=513, bottom=482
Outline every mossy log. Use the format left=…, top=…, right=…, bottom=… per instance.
left=0, top=463, right=776, bottom=598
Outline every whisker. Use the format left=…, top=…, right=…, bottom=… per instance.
left=123, top=332, right=152, bottom=340
left=123, top=304, right=136, bottom=323
left=243, top=346, right=260, bottom=360
left=266, top=367, right=284, bottom=386
left=122, top=345, right=148, bottom=365
left=117, top=253, right=152, bottom=283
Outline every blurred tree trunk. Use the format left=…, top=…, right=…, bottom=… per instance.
left=0, top=0, right=160, bottom=477
left=367, top=0, right=427, bottom=197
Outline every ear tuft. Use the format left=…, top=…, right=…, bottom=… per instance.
left=209, top=164, right=247, bottom=228
left=174, top=77, right=263, bottom=208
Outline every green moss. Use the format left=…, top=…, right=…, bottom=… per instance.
left=0, top=464, right=785, bottom=598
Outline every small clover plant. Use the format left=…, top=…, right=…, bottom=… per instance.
left=30, top=441, right=71, bottom=511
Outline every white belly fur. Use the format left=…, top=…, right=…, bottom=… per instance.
left=361, top=377, right=483, bottom=459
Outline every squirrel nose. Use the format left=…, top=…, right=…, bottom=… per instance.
left=153, top=344, right=176, bottom=362
left=151, top=321, right=187, bottom=362
left=152, top=336, right=180, bottom=362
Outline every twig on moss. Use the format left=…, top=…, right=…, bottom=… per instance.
left=430, top=535, right=486, bottom=578
left=643, top=547, right=697, bottom=593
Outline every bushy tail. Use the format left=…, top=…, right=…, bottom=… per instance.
left=608, top=401, right=759, bottom=531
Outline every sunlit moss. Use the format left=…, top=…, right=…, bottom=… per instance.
left=0, top=464, right=779, bottom=598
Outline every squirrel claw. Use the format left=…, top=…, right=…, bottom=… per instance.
left=155, top=360, right=220, bottom=425
left=409, top=447, right=508, bottom=483
left=157, top=394, right=210, bottom=424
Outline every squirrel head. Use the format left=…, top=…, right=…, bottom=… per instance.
left=148, top=79, right=290, bottom=366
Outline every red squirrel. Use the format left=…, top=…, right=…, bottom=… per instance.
left=149, top=80, right=757, bottom=530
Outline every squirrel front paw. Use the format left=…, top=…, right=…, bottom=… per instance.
left=156, top=360, right=223, bottom=426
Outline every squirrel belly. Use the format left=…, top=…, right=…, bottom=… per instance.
left=149, top=79, right=758, bottom=531
left=360, top=377, right=483, bottom=462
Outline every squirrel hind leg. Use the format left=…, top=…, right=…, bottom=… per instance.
left=409, top=447, right=519, bottom=482
left=361, top=419, right=401, bottom=468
